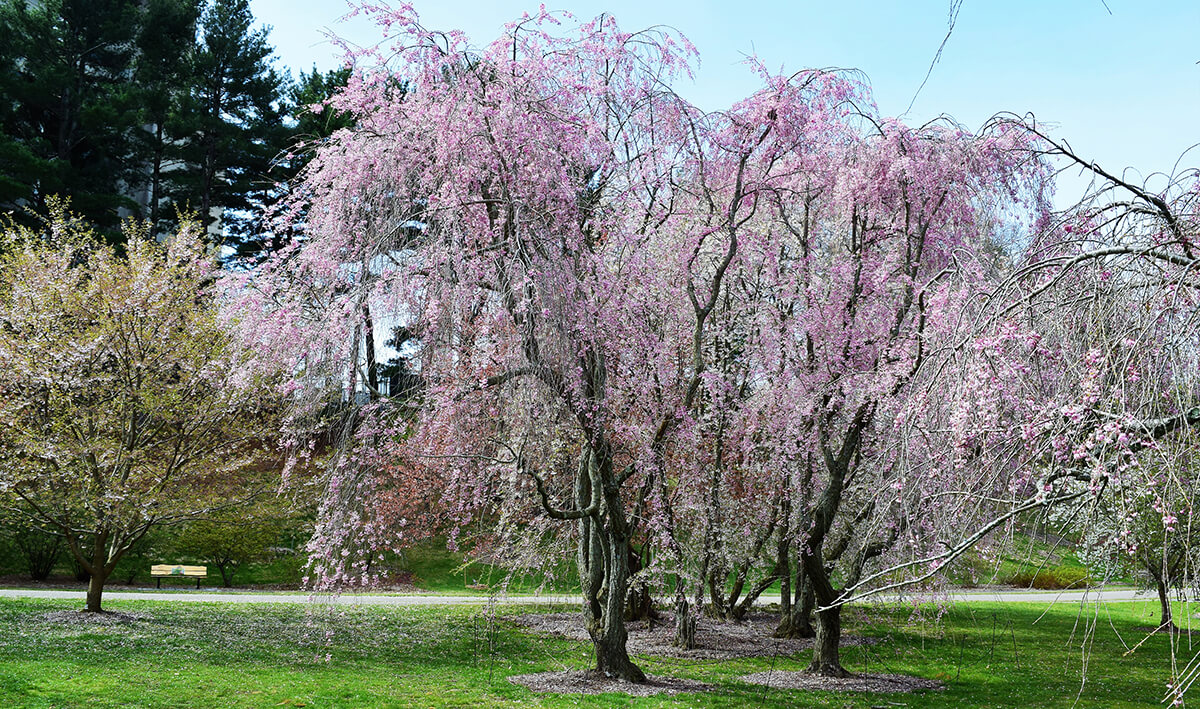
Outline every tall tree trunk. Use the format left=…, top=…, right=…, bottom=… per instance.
left=575, top=446, right=645, bottom=682
left=1156, top=577, right=1175, bottom=630
left=150, top=122, right=164, bottom=227
left=775, top=570, right=815, bottom=638
left=201, top=136, right=216, bottom=228
left=810, top=605, right=848, bottom=677
left=363, top=303, right=378, bottom=401
left=199, top=84, right=219, bottom=232
left=624, top=542, right=657, bottom=622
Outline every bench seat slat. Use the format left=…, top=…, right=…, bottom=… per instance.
left=150, top=564, right=207, bottom=577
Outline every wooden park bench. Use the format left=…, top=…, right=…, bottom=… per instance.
left=151, top=564, right=207, bottom=589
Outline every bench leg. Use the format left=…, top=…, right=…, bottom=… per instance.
left=157, top=578, right=161, bottom=589
left=196, top=578, right=201, bottom=590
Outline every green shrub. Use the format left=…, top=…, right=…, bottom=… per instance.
left=1005, top=566, right=1091, bottom=589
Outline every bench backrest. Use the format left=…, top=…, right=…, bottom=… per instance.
left=150, top=564, right=207, bottom=577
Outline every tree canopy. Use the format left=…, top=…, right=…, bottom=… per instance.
left=227, top=7, right=1064, bottom=680
left=0, top=201, right=280, bottom=611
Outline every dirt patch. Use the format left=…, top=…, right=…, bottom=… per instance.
left=509, top=670, right=712, bottom=696
left=740, top=670, right=944, bottom=693
left=510, top=611, right=880, bottom=660
left=36, top=610, right=148, bottom=626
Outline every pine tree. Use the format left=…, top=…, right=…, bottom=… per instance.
left=222, top=65, right=352, bottom=262
left=288, top=65, right=354, bottom=142
left=170, top=0, right=287, bottom=246
left=0, top=0, right=144, bottom=233
left=133, top=0, right=201, bottom=232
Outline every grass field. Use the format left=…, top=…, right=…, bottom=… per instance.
left=0, top=595, right=1187, bottom=708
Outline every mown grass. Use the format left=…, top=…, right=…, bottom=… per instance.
left=929, top=528, right=1122, bottom=591
left=0, top=536, right=578, bottom=595
left=0, top=595, right=1186, bottom=708
left=382, top=540, right=578, bottom=596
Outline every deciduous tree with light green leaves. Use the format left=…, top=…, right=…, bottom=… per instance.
left=0, top=201, right=281, bottom=612
left=171, top=497, right=301, bottom=587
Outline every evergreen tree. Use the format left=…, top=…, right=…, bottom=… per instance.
left=0, top=0, right=295, bottom=247
left=133, top=0, right=201, bottom=232
left=170, top=0, right=287, bottom=246
left=222, top=65, right=352, bottom=262
left=288, top=65, right=354, bottom=142
left=0, top=0, right=144, bottom=233
left=0, top=8, right=45, bottom=212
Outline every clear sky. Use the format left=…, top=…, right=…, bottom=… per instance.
left=250, top=0, right=1199, bottom=203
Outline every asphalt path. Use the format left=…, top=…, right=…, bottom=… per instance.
left=0, top=587, right=1161, bottom=606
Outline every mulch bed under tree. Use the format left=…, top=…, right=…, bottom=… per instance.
left=510, top=610, right=877, bottom=660
left=509, top=610, right=944, bottom=696
left=509, top=670, right=713, bottom=696
left=740, top=670, right=944, bottom=693
left=35, top=610, right=148, bottom=626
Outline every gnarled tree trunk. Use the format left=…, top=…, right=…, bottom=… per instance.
left=573, top=444, right=645, bottom=682
left=810, top=604, right=848, bottom=677
left=624, top=542, right=658, bottom=622
left=775, top=570, right=815, bottom=638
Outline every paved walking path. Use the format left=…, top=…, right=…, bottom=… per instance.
left=0, top=589, right=578, bottom=605
left=0, top=586, right=1160, bottom=606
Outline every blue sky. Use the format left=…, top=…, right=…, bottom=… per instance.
left=250, top=0, right=1198, bottom=202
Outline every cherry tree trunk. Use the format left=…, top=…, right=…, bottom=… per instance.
left=85, top=569, right=109, bottom=613
left=801, top=535, right=848, bottom=676
left=76, top=531, right=112, bottom=613
left=624, top=543, right=658, bottom=622
left=775, top=572, right=815, bottom=639
left=592, top=613, right=643, bottom=682
left=580, top=520, right=644, bottom=681
left=674, top=594, right=697, bottom=649
left=576, top=448, right=646, bottom=683
left=1157, top=578, right=1176, bottom=630
left=809, top=605, right=849, bottom=677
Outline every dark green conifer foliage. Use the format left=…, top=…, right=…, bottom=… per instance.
left=0, top=0, right=144, bottom=234
left=171, top=0, right=288, bottom=245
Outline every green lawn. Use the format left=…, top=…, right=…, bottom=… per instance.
left=0, top=596, right=1186, bottom=708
